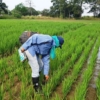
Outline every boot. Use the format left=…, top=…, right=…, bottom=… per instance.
left=32, top=77, right=39, bottom=92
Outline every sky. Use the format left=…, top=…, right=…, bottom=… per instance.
left=82, top=3, right=93, bottom=16
left=3, top=0, right=93, bottom=16
left=3, top=0, right=52, bottom=11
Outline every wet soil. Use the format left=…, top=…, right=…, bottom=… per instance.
left=86, top=86, right=97, bottom=100
left=49, top=68, right=73, bottom=100
left=4, top=81, right=21, bottom=100
left=50, top=47, right=100, bottom=100
left=85, top=63, right=100, bottom=100
left=3, top=48, right=100, bottom=100
left=66, top=61, right=87, bottom=100
left=85, top=50, right=100, bottom=100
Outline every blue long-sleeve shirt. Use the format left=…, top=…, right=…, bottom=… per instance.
left=22, top=34, right=55, bottom=75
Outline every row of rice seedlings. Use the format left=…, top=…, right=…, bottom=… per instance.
left=0, top=20, right=84, bottom=57
left=51, top=93, right=62, bottom=100
left=42, top=48, right=81, bottom=99
left=0, top=29, right=89, bottom=83
left=0, top=34, right=97, bottom=99
left=0, top=59, right=8, bottom=83
left=50, top=24, right=92, bottom=73
left=0, top=34, right=86, bottom=99
left=1, top=80, right=14, bottom=100
left=74, top=37, right=100, bottom=100
left=0, top=51, right=35, bottom=99
left=0, top=22, right=94, bottom=99
left=20, top=82, right=27, bottom=100
left=42, top=34, right=93, bottom=99
left=0, top=31, right=71, bottom=83
left=0, top=20, right=84, bottom=37
left=3, top=68, right=31, bottom=92
left=0, top=52, right=30, bottom=93
left=0, top=51, right=25, bottom=83
left=2, top=69, right=31, bottom=100
left=51, top=35, right=95, bottom=100
left=96, top=74, right=100, bottom=100
left=1, top=21, right=100, bottom=99
left=0, top=22, right=86, bottom=85
left=0, top=84, right=4, bottom=100
left=51, top=20, right=100, bottom=73
left=19, top=24, right=100, bottom=99
left=1, top=20, right=92, bottom=88
left=0, top=33, right=20, bottom=57
left=46, top=23, right=100, bottom=100
left=62, top=37, right=96, bottom=99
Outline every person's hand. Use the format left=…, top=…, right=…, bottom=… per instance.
left=21, top=48, right=25, bottom=52
left=45, top=75, right=49, bottom=81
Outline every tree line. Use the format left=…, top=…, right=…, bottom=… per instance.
left=0, top=0, right=100, bottom=18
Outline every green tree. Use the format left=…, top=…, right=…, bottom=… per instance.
left=11, top=9, right=22, bottom=18
left=50, top=0, right=83, bottom=18
left=65, top=3, right=74, bottom=18
left=41, top=9, right=50, bottom=16
left=50, top=4, right=60, bottom=17
left=14, top=3, right=28, bottom=16
left=26, top=0, right=34, bottom=15
left=72, top=5, right=83, bottom=18
left=51, top=0, right=66, bottom=18
left=88, top=0, right=100, bottom=17
left=26, top=7, right=38, bottom=15
left=0, top=2, right=8, bottom=14
left=12, top=3, right=38, bottom=16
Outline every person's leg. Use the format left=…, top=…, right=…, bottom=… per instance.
left=25, top=50, right=40, bottom=92
left=37, top=57, right=47, bottom=85
left=37, top=56, right=45, bottom=88
left=37, top=55, right=43, bottom=73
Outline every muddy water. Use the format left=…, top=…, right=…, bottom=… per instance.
left=86, top=48, right=100, bottom=100
left=90, top=48, right=100, bottom=88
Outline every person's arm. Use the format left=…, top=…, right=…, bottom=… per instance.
left=21, top=36, right=33, bottom=52
left=42, top=54, right=50, bottom=81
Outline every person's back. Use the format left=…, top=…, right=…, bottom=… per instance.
left=22, top=34, right=53, bottom=56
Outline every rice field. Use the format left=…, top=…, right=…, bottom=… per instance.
left=0, top=19, right=100, bottom=100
